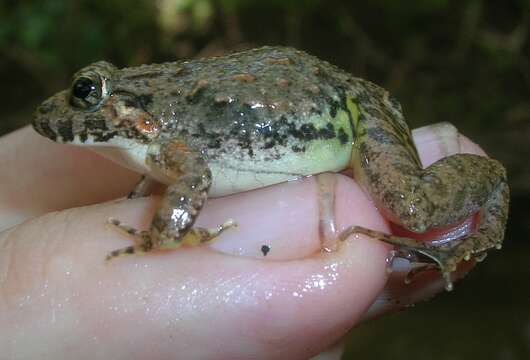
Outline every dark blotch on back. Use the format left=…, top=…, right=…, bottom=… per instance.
left=329, top=100, right=339, bottom=118
left=93, top=131, right=118, bottom=142
left=338, top=127, right=349, bottom=145
left=291, top=145, right=306, bottom=152
left=289, top=122, right=335, bottom=141
left=138, top=94, right=153, bottom=108
left=85, top=118, right=108, bottom=131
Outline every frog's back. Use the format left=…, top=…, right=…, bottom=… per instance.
left=120, top=46, right=358, bottom=129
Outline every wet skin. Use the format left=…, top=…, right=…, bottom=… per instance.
left=33, top=46, right=509, bottom=290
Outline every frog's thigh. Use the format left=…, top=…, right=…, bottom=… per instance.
left=340, top=176, right=509, bottom=291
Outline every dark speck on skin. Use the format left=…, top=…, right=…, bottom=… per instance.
left=261, top=245, right=271, bottom=256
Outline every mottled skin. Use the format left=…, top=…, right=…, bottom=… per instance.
left=33, top=46, right=509, bottom=289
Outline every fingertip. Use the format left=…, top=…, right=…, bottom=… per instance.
left=458, top=133, right=488, bottom=156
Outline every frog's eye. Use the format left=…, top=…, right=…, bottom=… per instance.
left=70, top=76, right=104, bottom=110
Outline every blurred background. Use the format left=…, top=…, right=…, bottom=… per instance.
left=1, top=0, right=528, bottom=358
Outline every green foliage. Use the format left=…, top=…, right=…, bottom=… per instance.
left=1, top=0, right=158, bottom=71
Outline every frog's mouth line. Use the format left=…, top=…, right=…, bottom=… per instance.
left=72, top=134, right=153, bottom=175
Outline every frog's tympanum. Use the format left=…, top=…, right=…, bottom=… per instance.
left=33, top=47, right=509, bottom=290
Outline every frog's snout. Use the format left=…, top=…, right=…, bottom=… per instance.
left=32, top=89, right=88, bottom=143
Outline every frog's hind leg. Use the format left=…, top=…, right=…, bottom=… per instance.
left=417, top=176, right=509, bottom=289
left=340, top=179, right=509, bottom=290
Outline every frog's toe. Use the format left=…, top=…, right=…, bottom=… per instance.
left=385, top=244, right=457, bottom=290
left=406, top=244, right=472, bottom=291
left=105, top=240, right=154, bottom=261
left=107, top=218, right=146, bottom=238
left=106, top=218, right=154, bottom=260
left=105, top=245, right=136, bottom=261
left=404, top=263, right=439, bottom=284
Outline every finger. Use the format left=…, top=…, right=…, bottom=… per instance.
left=0, top=175, right=389, bottom=360
left=0, top=127, right=139, bottom=230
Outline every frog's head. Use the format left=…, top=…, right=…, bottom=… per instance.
left=33, top=61, right=161, bottom=147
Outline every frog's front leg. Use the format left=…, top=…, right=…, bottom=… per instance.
left=106, top=141, right=235, bottom=260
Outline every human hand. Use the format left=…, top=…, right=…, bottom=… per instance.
left=0, top=125, right=486, bottom=359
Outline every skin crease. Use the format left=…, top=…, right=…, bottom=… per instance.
left=0, top=126, right=486, bottom=360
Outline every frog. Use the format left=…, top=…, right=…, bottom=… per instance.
left=32, top=46, right=509, bottom=290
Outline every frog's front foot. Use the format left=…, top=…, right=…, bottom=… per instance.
left=105, top=218, right=237, bottom=261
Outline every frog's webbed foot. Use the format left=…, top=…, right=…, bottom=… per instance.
left=339, top=226, right=480, bottom=291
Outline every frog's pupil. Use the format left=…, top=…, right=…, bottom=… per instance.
left=73, top=78, right=95, bottom=99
